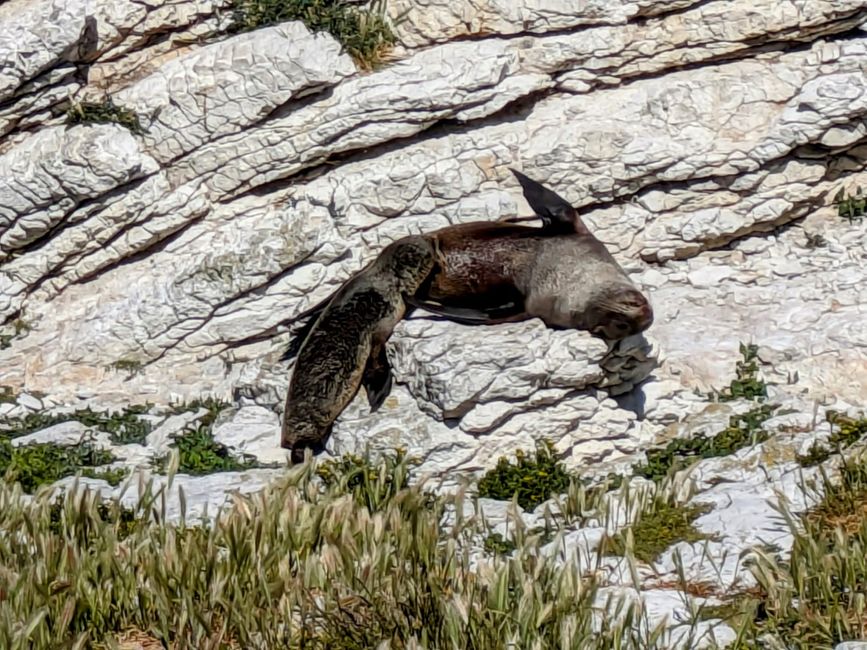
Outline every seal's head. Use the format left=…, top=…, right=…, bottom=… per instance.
left=585, top=286, right=653, bottom=340
left=381, top=236, right=437, bottom=291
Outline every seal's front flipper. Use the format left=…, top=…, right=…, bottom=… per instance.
left=406, top=296, right=526, bottom=325
left=509, top=168, right=590, bottom=236
left=362, top=342, right=393, bottom=412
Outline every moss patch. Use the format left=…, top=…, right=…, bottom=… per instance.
left=66, top=98, right=144, bottom=134
left=634, top=404, right=775, bottom=482
left=477, top=440, right=573, bottom=511
left=231, top=0, right=396, bottom=68
left=603, top=501, right=713, bottom=564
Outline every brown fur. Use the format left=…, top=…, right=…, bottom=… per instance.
left=281, top=236, right=436, bottom=463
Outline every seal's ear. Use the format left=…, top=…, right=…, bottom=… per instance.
left=509, top=168, right=590, bottom=236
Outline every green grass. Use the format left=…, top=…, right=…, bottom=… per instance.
left=231, top=0, right=397, bottom=68
left=797, top=411, right=867, bottom=467
left=634, top=404, right=775, bottom=482
left=65, top=98, right=144, bottom=134
left=315, top=447, right=418, bottom=511
left=0, top=452, right=681, bottom=649
left=603, top=500, right=713, bottom=564
left=729, top=453, right=867, bottom=649
left=477, top=440, right=573, bottom=511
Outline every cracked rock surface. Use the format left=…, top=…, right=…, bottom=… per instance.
left=2, top=1, right=867, bottom=645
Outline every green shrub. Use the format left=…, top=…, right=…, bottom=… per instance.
left=797, top=411, right=867, bottom=468
left=231, top=0, right=396, bottom=68
left=477, top=439, right=573, bottom=511
left=0, top=437, right=116, bottom=493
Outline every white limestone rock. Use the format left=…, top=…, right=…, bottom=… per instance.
left=114, top=22, right=356, bottom=164
left=0, top=124, right=158, bottom=253
left=0, top=0, right=88, bottom=102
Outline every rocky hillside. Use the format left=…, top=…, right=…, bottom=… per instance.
left=1, top=1, right=867, bottom=646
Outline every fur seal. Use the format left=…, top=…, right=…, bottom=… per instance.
left=281, top=235, right=437, bottom=463
left=408, top=169, right=653, bottom=339
left=283, top=169, right=652, bottom=356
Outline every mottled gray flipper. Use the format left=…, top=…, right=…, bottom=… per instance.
left=362, top=342, right=393, bottom=411
left=509, top=168, right=590, bottom=236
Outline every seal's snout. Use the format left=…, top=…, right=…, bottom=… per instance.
left=636, top=300, right=654, bottom=331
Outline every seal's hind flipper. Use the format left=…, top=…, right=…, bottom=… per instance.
left=509, top=168, right=590, bottom=236
left=362, top=343, right=393, bottom=412
left=406, top=296, right=526, bottom=325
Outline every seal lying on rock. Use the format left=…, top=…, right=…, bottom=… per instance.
left=281, top=236, right=436, bottom=463
left=280, top=170, right=652, bottom=459
left=410, top=169, right=653, bottom=339
left=284, top=169, right=651, bottom=360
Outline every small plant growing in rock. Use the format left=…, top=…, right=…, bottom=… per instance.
left=316, top=447, right=419, bottom=512
left=108, top=358, right=144, bottom=378
left=66, top=98, right=145, bottom=135
left=231, top=0, right=397, bottom=68
left=634, top=404, right=775, bottom=482
left=0, top=317, right=30, bottom=350
left=477, top=439, right=573, bottom=511
left=155, top=399, right=269, bottom=475
left=0, top=435, right=117, bottom=493
left=833, top=186, right=867, bottom=221
left=715, top=343, right=768, bottom=402
left=0, top=404, right=154, bottom=445
left=483, top=531, right=517, bottom=555
left=602, top=499, right=713, bottom=564
left=796, top=411, right=867, bottom=467
left=0, top=386, right=16, bottom=404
